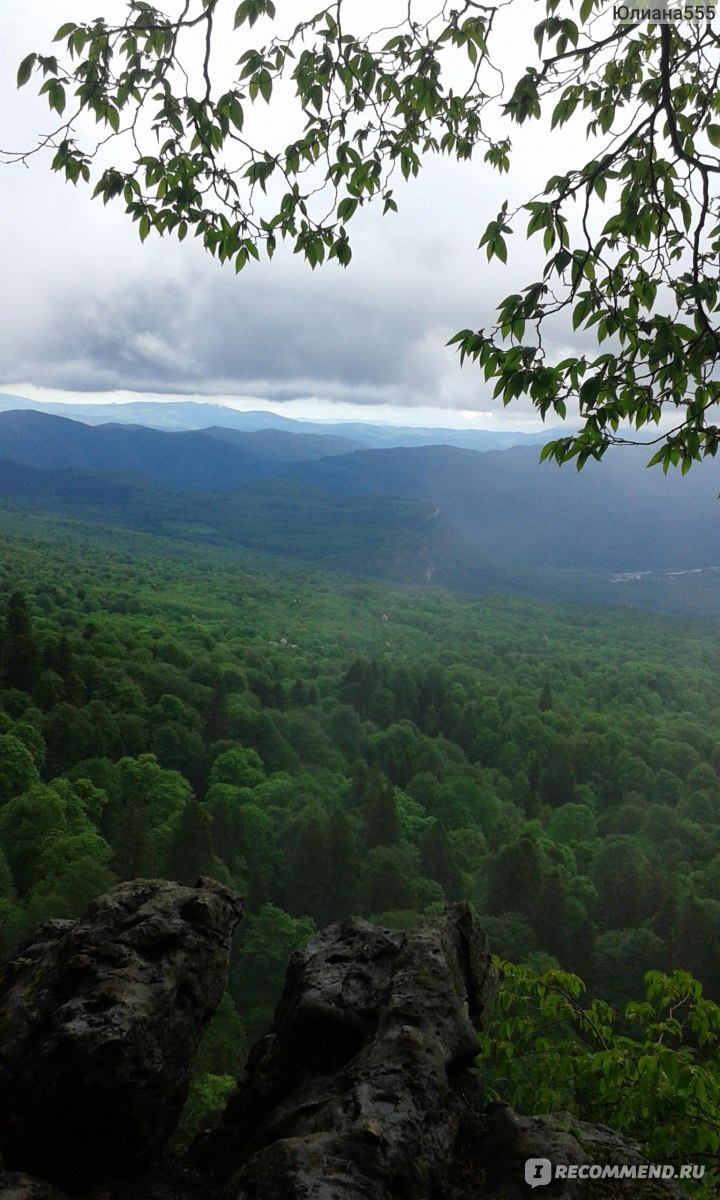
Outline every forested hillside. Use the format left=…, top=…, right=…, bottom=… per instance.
left=3, top=411, right=720, bottom=617
left=1, top=521, right=719, bottom=1019
left=1, top=511, right=719, bottom=1179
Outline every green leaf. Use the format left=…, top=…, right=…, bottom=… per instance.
left=572, top=297, right=590, bottom=331
left=53, top=22, right=77, bottom=42
left=16, top=53, right=36, bottom=88
left=707, top=123, right=720, bottom=148
left=493, top=235, right=508, bottom=263
left=337, top=196, right=358, bottom=222
left=229, top=98, right=244, bottom=131
left=234, top=1, right=253, bottom=29
left=49, top=82, right=66, bottom=115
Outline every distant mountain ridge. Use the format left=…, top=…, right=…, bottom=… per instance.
left=0, top=409, right=356, bottom=489
left=0, top=392, right=563, bottom=452
left=202, top=425, right=361, bottom=460
left=283, top=441, right=720, bottom=571
left=1, top=408, right=719, bottom=615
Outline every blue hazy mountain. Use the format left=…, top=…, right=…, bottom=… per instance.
left=0, top=392, right=563, bottom=452
left=2, top=409, right=719, bottom=613
left=0, top=410, right=357, bottom=487
left=201, top=425, right=362, bottom=460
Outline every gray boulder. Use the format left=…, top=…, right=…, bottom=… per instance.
left=0, top=877, right=243, bottom=1184
left=0, top=1171, right=70, bottom=1200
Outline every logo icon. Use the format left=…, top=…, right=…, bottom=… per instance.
left=525, top=1158, right=552, bottom=1188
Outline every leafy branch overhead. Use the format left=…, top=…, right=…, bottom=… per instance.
left=9, top=0, right=720, bottom=467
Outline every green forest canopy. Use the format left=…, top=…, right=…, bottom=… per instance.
left=11, top=1, right=720, bottom=470
left=0, top=517, right=719, bottom=1178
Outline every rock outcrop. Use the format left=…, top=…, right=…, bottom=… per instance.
left=0, top=877, right=243, bottom=1185
left=0, top=884, right=688, bottom=1200
left=196, top=902, right=498, bottom=1198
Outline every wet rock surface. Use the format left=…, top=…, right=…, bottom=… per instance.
left=0, top=877, right=243, bottom=1184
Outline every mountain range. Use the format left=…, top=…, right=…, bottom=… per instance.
left=0, top=393, right=560, bottom=451
left=1, top=405, right=719, bottom=614
left=0, top=409, right=357, bottom=489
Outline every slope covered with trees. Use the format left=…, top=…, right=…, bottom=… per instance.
left=1, top=516, right=719, bottom=1177
left=1, top=521, right=719, bottom=1004
left=3, top=411, right=720, bottom=619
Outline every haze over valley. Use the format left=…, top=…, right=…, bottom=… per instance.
left=0, top=401, right=718, bottom=617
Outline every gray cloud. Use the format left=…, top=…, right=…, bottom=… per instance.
left=1, top=174, right=554, bottom=414
left=0, top=2, right=584, bottom=422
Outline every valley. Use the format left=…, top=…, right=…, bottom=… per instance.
left=1, top=407, right=720, bottom=618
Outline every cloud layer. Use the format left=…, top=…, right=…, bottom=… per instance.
left=1, top=1, right=584, bottom=422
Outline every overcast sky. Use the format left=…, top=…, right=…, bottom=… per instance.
left=0, top=1, right=588, bottom=428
